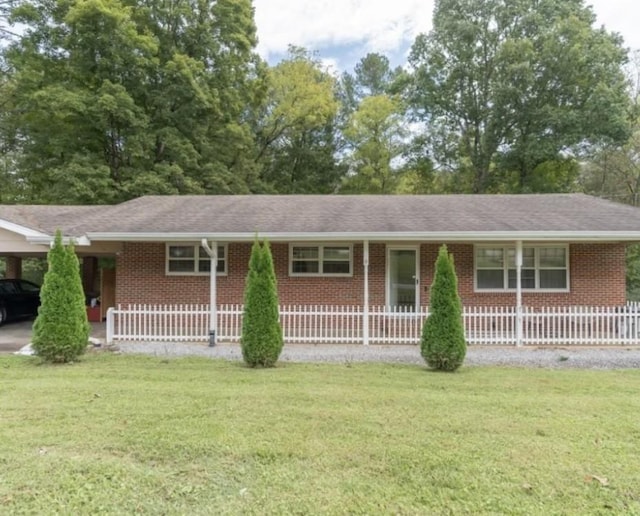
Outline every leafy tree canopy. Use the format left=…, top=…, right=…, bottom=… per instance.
left=408, top=0, right=631, bottom=193
left=341, top=94, right=407, bottom=193
left=2, top=0, right=263, bottom=203
left=255, top=46, right=344, bottom=193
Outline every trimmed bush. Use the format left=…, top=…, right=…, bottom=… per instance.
left=32, top=230, right=91, bottom=363
left=241, top=238, right=283, bottom=367
left=421, top=244, right=466, bottom=371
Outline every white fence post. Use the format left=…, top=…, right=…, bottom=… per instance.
left=106, top=306, right=115, bottom=345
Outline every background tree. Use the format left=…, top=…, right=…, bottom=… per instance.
left=393, top=133, right=442, bottom=194
left=353, top=53, right=396, bottom=98
left=1, top=0, right=263, bottom=203
left=581, top=129, right=640, bottom=206
left=341, top=94, right=407, bottom=193
left=32, top=231, right=90, bottom=363
left=408, top=0, right=631, bottom=193
left=0, top=0, right=19, bottom=202
left=0, top=0, right=17, bottom=40
left=421, top=245, right=466, bottom=372
left=255, top=47, right=343, bottom=193
left=338, top=53, right=402, bottom=109
left=336, top=53, right=404, bottom=150
left=241, top=238, right=283, bottom=368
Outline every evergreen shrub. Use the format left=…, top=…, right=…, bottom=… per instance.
left=241, top=238, right=283, bottom=367
left=32, top=231, right=90, bottom=363
left=421, top=244, right=467, bottom=371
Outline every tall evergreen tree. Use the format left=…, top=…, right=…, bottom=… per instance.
left=241, top=238, right=283, bottom=368
left=32, top=230, right=90, bottom=363
left=338, top=52, right=401, bottom=110
left=421, top=245, right=466, bottom=371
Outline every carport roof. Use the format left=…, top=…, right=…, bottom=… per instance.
left=0, top=205, right=103, bottom=236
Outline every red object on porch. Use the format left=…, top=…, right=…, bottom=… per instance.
left=86, top=306, right=101, bottom=322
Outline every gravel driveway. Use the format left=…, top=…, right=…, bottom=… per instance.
left=114, top=342, right=640, bottom=369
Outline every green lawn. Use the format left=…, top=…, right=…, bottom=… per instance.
left=1, top=353, right=639, bottom=515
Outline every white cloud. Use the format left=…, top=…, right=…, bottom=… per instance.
left=588, top=0, right=640, bottom=50
left=319, top=57, right=341, bottom=77
left=253, top=0, right=640, bottom=71
left=254, top=0, right=434, bottom=60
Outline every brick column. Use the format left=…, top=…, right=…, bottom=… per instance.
left=5, top=256, right=22, bottom=279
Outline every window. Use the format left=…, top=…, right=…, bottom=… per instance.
left=290, top=245, right=352, bottom=276
left=475, top=245, right=568, bottom=291
left=166, top=244, right=227, bottom=275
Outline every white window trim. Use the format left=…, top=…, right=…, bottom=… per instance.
left=474, top=244, right=570, bottom=293
left=289, top=243, right=353, bottom=277
left=166, top=243, right=228, bottom=276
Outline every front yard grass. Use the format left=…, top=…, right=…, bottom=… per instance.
left=1, top=353, right=639, bottom=514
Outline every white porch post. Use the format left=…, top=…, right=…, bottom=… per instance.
left=363, top=240, right=370, bottom=346
left=201, top=239, right=218, bottom=347
left=515, top=240, right=523, bottom=347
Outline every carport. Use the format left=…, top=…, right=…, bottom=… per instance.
left=0, top=210, right=121, bottom=322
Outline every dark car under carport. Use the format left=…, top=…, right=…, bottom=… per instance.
left=0, top=279, right=40, bottom=325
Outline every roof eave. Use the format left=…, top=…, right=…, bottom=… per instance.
left=0, top=219, right=50, bottom=239
left=26, top=235, right=92, bottom=246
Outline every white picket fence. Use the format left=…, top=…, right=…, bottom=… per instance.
left=106, top=303, right=640, bottom=346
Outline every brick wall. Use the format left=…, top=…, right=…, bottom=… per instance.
left=115, top=241, right=627, bottom=308
left=420, top=243, right=626, bottom=308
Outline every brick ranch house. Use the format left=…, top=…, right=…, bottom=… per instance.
left=2, top=193, right=640, bottom=345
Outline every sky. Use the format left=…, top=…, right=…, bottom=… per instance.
left=253, top=0, right=640, bottom=72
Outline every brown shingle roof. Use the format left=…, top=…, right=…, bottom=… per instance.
left=82, top=194, right=640, bottom=235
left=0, top=205, right=104, bottom=234
left=2, top=194, right=640, bottom=239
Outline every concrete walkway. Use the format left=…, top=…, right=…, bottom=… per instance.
left=0, top=319, right=106, bottom=353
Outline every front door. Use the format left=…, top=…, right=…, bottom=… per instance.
left=387, top=247, right=419, bottom=310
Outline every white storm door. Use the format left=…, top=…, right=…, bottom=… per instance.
left=387, top=247, right=419, bottom=310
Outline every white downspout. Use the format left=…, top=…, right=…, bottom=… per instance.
left=201, top=239, right=218, bottom=347
left=516, top=240, right=523, bottom=347
left=363, top=240, right=370, bottom=346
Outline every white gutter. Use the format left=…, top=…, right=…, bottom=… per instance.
left=85, top=231, right=640, bottom=243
